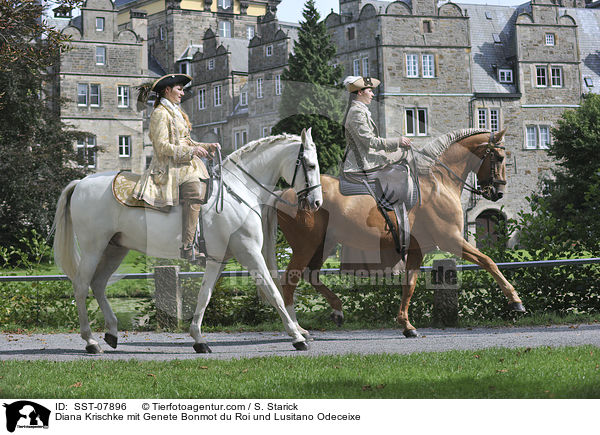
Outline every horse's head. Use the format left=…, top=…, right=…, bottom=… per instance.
left=289, top=128, right=322, bottom=212
left=474, top=128, right=507, bottom=202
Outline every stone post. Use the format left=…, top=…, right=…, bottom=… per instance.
left=430, top=259, right=459, bottom=327
left=154, top=265, right=183, bottom=330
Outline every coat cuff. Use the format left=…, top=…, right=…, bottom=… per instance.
left=385, top=137, right=401, bottom=152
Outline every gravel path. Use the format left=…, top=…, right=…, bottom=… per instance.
left=1, top=323, right=599, bottom=361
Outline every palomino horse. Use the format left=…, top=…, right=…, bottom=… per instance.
left=53, top=130, right=322, bottom=353
left=264, top=128, right=525, bottom=339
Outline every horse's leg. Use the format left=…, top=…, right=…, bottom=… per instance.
left=454, top=238, right=525, bottom=311
left=397, top=240, right=424, bottom=338
left=237, top=248, right=307, bottom=350
left=306, top=237, right=344, bottom=326
left=89, top=243, right=130, bottom=349
left=189, top=260, right=226, bottom=353
left=72, top=251, right=105, bottom=354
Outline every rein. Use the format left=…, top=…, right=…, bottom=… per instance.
left=212, top=140, right=320, bottom=215
left=226, top=141, right=320, bottom=208
left=415, top=132, right=505, bottom=197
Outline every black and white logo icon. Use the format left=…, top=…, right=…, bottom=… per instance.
left=3, top=401, right=50, bottom=433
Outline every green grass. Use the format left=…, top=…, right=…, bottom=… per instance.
left=1, top=346, right=598, bottom=399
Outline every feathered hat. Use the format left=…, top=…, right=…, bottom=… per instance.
left=136, top=73, right=193, bottom=111
left=343, top=76, right=381, bottom=93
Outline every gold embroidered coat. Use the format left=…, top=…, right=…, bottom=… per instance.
left=132, top=103, right=209, bottom=208
left=343, top=101, right=406, bottom=173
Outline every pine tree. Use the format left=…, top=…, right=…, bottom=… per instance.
left=272, top=0, right=345, bottom=174
left=0, top=0, right=88, bottom=247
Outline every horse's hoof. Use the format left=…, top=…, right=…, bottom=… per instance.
left=104, top=333, right=118, bottom=349
left=509, top=302, right=527, bottom=313
left=330, top=312, right=344, bottom=327
left=403, top=329, right=419, bottom=338
left=301, top=332, right=314, bottom=341
left=293, top=341, right=309, bottom=351
left=85, top=344, right=103, bottom=354
left=193, top=343, right=212, bottom=354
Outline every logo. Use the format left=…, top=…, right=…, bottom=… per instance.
left=3, top=401, right=50, bottom=433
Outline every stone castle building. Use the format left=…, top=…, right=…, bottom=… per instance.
left=54, top=0, right=600, bottom=244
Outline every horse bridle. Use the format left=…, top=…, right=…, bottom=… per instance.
left=225, top=141, right=321, bottom=209
left=422, top=132, right=506, bottom=197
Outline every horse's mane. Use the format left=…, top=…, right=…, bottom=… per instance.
left=224, top=133, right=301, bottom=163
left=414, top=128, right=490, bottom=174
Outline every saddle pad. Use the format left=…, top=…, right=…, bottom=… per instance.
left=338, top=167, right=418, bottom=211
left=112, top=171, right=164, bottom=211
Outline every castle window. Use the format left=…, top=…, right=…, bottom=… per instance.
left=208, top=59, right=215, bottom=70
left=266, top=45, right=273, bottom=57
left=76, top=136, right=96, bottom=168
left=54, top=6, right=72, bottom=18
left=422, top=20, right=432, bottom=33
left=90, top=84, right=101, bottom=107
left=551, top=67, right=563, bottom=87
left=214, top=85, right=222, bottom=107
left=256, top=78, right=264, bottom=99
left=405, top=108, right=428, bottom=136
left=584, top=77, right=594, bottom=87
left=77, top=84, right=88, bottom=106
left=525, top=125, right=551, bottom=150
left=262, top=126, right=272, bottom=137
left=492, top=34, right=501, bottom=44
left=545, top=33, right=555, bottom=46
left=477, top=108, right=501, bottom=131
left=247, top=25, right=255, bottom=40
left=362, top=57, right=369, bottom=76
left=498, top=69, right=513, bottom=83
left=119, top=136, right=131, bottom=157
left=535, top=66, right=547, bottom=87
left=240, top=90, right=248, bottom=106
left=353, top=59, right=360, bottom=76
left=347, top=27, right=355, bottom=41
left=159, top=26, right=165, bottom=41
left=422, top=54, right=434, bottom=78
left=198, top=88, right=206, bottom=110
left=219, top=21, right=231, bottom=38
left=96, top=17, right=105, bottom=32
left=117, top=86, right=130, bottom=108
left=406, top=54, right=418, bottom=78
left=233, top=129, right=248, bottom=150
left=275, top=75, right=282, bottom=96
left=218, top=0, right=232, bottom=9
left=95, top=46, right=106, bottom=65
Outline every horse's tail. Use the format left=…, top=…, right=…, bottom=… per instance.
left=260, top=194, right=283, bottom=303
left=52, top=180, right=81, bottom=281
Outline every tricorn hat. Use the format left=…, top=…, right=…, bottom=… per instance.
left=136, top=73, right=192, bottom=111
left=152, top=73, right=192, bottom=93
left=343, top=76, right=381, bottom=93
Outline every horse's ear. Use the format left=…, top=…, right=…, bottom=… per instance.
left=301, top=128, right=307, bottom=143
left=307, top=127, right=313, bottom=140
left=496, top=128, right=507, bottom=142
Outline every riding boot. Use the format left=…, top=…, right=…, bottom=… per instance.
left=180, top=181, right=206, bottom=265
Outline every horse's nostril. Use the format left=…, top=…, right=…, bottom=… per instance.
left=315, top=200, right=322, bottom=209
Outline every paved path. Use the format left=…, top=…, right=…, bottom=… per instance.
left=1, top=323, right=599, bottom=361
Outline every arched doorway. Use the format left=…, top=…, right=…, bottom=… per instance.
left=475, top=209, right=506, bottom=249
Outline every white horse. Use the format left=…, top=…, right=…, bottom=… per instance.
left=52, top=129, right=322, bottom=354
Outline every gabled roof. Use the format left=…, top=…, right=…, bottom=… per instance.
left=458, top=3, right=520, bottom=95
left=563, top=7, right=600, bottom=93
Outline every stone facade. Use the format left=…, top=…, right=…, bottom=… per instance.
left=55, top=0, right=600, bottom=244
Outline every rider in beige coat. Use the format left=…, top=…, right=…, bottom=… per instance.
left=342, top=76, right=412, bottom=174
left=133, top=74, right=219, bottom=262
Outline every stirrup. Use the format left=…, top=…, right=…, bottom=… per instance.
left=180, top=245, right=206, bottom=266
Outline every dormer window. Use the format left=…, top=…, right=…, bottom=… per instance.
left=498, top=69, right=513, bottom=83
left=347, top=27, right=355, bottom=41
left=266, top=45, right=273, bottom=57
left=208, top=59, right=215, bottom=70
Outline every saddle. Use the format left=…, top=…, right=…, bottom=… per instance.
left=112, top=171, right=165, bottom=211
left=339, top=162, right=420, bottom=259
